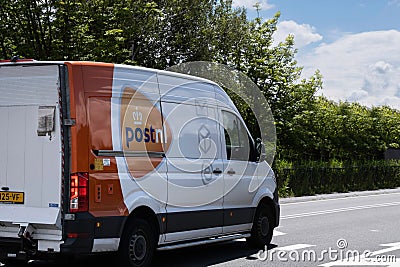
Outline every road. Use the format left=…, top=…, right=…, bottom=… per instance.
left=2, top=189, right=400, bottom=267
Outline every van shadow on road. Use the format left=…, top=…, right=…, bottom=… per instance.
left=3, top=240, right=278, bottom=267
left=153, top=240, right=275, bottom=266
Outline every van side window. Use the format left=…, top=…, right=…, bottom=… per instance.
left=222, top=111, right=250, bottom=161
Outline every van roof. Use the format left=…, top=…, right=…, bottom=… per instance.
left=0, top=60, right=219, bottom=87
left=0, top=60, right=240, bottom=122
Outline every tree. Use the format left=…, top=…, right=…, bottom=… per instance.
left=2, top=0, right=398, bottom=163
left=214, top=11, right=323, bottom=159
left=0, top=0, right=55, bottom=59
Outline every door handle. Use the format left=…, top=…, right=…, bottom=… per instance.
left=213, top=168, right=222, bottom=174
left=227, top=170, right=236, bottom=175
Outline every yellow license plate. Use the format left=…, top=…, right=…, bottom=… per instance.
left=0, top=191, right=24, bottom=204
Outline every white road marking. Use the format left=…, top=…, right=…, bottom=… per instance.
left=372, top=242, right=400, bottom=256
left=273, top=230, right=286, bottom=236
left=381, top=242, right=400, bottom=247
left=235, top=230, right=286, bottom=242
left=281, top=201, right=400, bottom=219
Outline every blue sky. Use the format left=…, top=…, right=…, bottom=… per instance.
left=232, top=0, right=400, bottom=109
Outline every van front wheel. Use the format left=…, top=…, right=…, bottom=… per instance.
left=119, top=219, right=155, bottom=267
left=247, top=204, right=274, bottom=248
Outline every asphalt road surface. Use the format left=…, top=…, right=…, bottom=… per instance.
left=2, top=189, right=400, bottom=267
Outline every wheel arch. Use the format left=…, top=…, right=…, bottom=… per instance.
left=256, top=196, right=276, bottom=227
left=119, top=205, right=161, bottom=246
left=252, top=185, right=280, bottom=228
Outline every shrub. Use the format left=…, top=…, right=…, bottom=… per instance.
left=273, top=160, right=400, bottom=197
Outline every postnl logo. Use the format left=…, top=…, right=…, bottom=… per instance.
left=121, top=87, right=171, bottom=178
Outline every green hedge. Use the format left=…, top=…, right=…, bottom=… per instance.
left=273, top=160, right=400, bottom=197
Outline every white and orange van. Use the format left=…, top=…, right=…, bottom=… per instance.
left=0, top=60, right=279, bottom=267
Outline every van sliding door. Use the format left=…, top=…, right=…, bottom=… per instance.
left=158, top=74, right=224, bottom=242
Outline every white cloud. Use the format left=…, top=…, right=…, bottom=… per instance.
left=389, top=0, right=400, bottom=7
left=348, top=90, right=368, bottom=102
left=273, top=20, right=323, bottom=48
left=298, top=30, right=400, bottom=109
left=232, top=0, right=274, bottom=10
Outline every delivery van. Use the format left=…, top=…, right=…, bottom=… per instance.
left=0, top=60, right=279, bottom=267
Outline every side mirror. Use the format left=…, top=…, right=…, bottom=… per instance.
left=255, top=138, right=266, bottom=162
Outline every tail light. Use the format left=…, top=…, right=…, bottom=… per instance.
left=70, top=172, right=89, bottom=212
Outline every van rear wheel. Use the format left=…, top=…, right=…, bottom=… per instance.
left=247, top=203, right=274, bottom=248
left=119, top=219, right=155, bottom=267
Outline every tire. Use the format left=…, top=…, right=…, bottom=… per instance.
left=119, top=219, right=155, bottom=267
left=247, top=204, right=274, bottom=248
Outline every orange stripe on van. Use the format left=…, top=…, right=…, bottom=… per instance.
left=66, top=62, right=128, bottom=216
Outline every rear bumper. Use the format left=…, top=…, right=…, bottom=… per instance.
left=0, top=213, right=126, bottom=258
left=60, top=212, right=96, bottom=254
left=60, top=237, right=93, bottom=254
left=61, top=213, right=126, bottom=254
